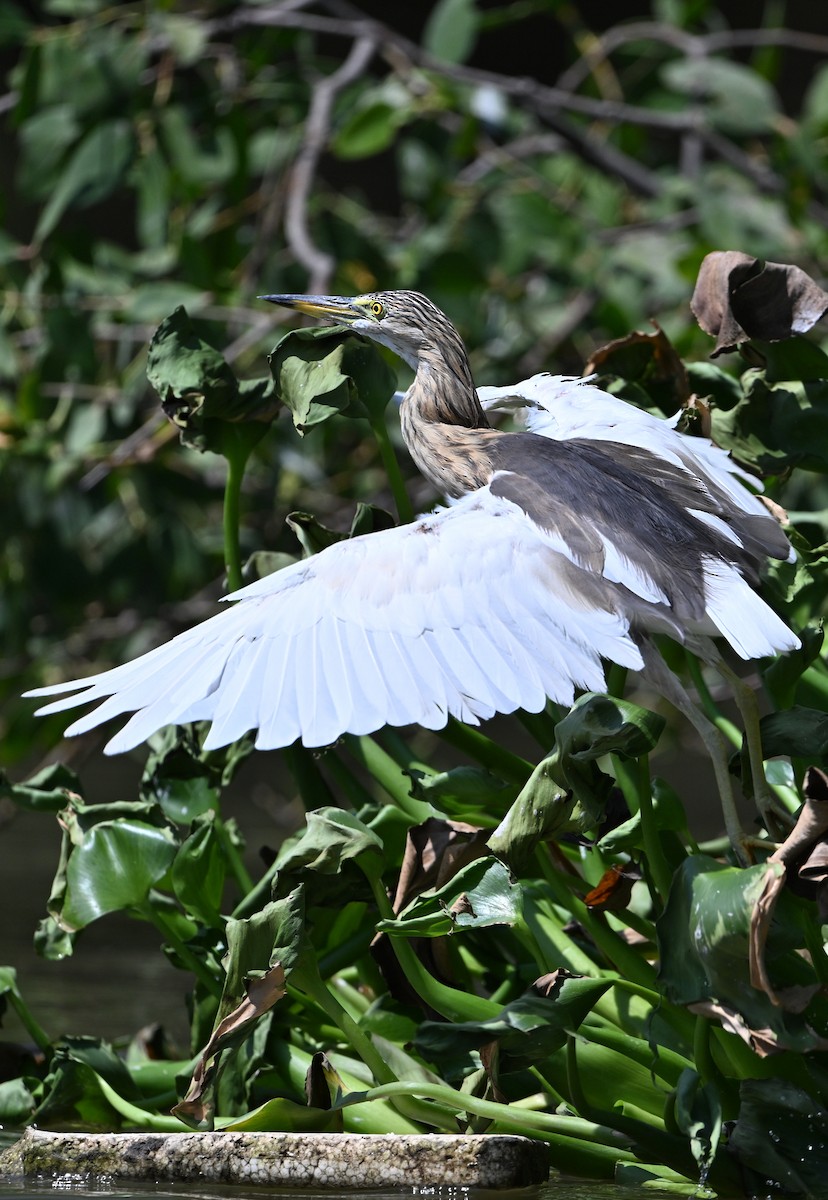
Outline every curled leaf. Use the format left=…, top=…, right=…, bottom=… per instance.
left=147, top=307, right=278, bottom=452
left=691, top=252, right=828, bottom=356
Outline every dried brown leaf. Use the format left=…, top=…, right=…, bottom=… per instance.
left=584, top=863, right=642, bottom=912
left=173, top=962, right=287, bottom=1125
left=691, top=251, right=828, bottom=356
left=687, top=999, right=780, bottom=1057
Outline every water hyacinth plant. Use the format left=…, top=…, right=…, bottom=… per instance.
left=4, top=255, right=828, bottom=1197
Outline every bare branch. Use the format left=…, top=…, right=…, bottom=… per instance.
left=284, top=34, right=377, bottom=291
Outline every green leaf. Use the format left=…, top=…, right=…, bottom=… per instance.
left=409, top=765, right=517, bottom=825
left=34, top=119, right=134, bottom=242
left=615, top=1163, right=702, bottom=1194
left=378, top=857, right=522, bottom=938
left=730, top=1079, right=828, bottom=1196
left=332, top=102, right=404, bottom=160
left=61, top=819, right=178, bottom=929
left=487, top=758, right=574, bottom=870
left=760, top=705, right=828, bottom=760
left=675, top=1068, right=722, bottom=1174
left=662, top=58, right=779, bottom=134
left=758, top=337, right=828, bottom=384
left=146, top=307, right=277, bottom=454
left=763, top=625, right=825, bottom=709
left=275, top=808, right=384, bottom=878
left=415, top=971, right=610, bottom=1075
left=0, top=1078, right=36, bottom=1124
left=224, top=1096, right=341, bottom=1132
left=657, top=855, right=828, bottom=1053
left=172, top=812, right=227, bottom=926
left=0, top=762, right=83, bottom=812
left=141, top=731, right=225, bottom=823
left=268, top=326, right=396, bottom=433
left=423, top=0, right=480, bottom=64
left=711, top=374, right=828, bottom=476
left=553, top=693, right=665, bottom=825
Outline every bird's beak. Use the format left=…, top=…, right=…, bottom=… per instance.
left=259, top=294, right=362, bottom=325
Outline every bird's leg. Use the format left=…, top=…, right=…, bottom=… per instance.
left=638, top=641, right=752, bottom=863
left=713, top=656, right=794, bottom=841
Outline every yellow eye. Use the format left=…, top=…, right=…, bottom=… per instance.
left=369, top=300, right=385, bottom=318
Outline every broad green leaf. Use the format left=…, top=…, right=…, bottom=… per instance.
left=224, top=1096, right=341, bottom=1132
left=658, top=855, right=828, bottom=1053
left=0, top=1078, right=35, bottom=1124
left=172, top=812, right=227, bottom=926
left=275, top=808, right=384, bottom=877
left=141, top=731, right=227, bottom=823
left=711, top=374, right=828, bottom=476
left=685, top=361, right=743, bottom=412
left=224, top=888, right=306, bottom=1002
left=409, top=765, right=517, bottom=825
left=61, top=819, right=178, bottom=928
left=554, top=693, right=665, bottom=825
left=804, top=63, right=828, bottom=126
left=423, top=0, right=479, bottom=64
left=615, top=1163, right=701, bottom=1194
left=675, top=1068, right=722, bottom=1174
left=758, top=337, right=828, bottom=384
left=730, top=1079, right=828, bottom=1196
left=760, top=705, right=828, bottom=760
left=763, top=625, right=825, bottom=709
left=488, top=758, right=574, bottom=870
left=378, top=857, right=522, bottom=938
left=35, top=119, right=134, bottom=242
left=146, top=307, right=277, bottom=454
left=268, top=326, right=396, bottom=433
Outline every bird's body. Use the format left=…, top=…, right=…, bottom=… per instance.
left=27, top=291, right=799, bottom=778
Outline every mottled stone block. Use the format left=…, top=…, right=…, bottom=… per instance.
left=0, top=1128, right=549, bottom=1190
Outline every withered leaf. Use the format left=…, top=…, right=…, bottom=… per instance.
left=584, top=863, right=642, bottom=912
left=691, top=251, right=828, bottom=356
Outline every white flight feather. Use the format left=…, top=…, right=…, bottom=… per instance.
left=27, top=375, right=800, bottom=753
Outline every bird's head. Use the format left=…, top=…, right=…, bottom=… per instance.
left=260, top=289, right=461, bottom=370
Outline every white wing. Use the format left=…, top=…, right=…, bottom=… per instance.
left=479, top=373, right=792, bottom=546
left=26, top=487, right=647, bottom=755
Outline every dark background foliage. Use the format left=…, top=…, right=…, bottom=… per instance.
left=2, top=0, right=827, bottom=771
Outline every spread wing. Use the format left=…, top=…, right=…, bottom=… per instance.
left=478, top=373, right=794, bottom=561
left=25, top=487, right=646, bottom=755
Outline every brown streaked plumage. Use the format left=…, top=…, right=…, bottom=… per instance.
left=26, top=289, right=800, bottom=854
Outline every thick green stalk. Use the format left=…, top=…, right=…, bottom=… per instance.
left=684, top=653, right=741, bottom=748
left=213, top=817, right=254, bottom=897
left=341, top=1080, right=635, bottom=1151
left=369, top=412, right=414, bottom=524
left=615, top=752, right=672, bottom=904
left=345, top=734, right=425, bottom=817
left=137, top=898, right=223, bottom=999
left=222, top=434, right=253, bottom=593
left=6, top=988, right=51, bottom=1054
left=365, top=871, right=500, bottom=1022
left=437, top=718, right=532, bottom=784
left=289, top=953, right=456, bottom=1130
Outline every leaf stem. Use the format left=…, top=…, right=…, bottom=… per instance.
left=369, top=413, right=413, bottom=524
left=222, top=431, right=254, bottom=593
left=137, top=898, right=224, bottom=999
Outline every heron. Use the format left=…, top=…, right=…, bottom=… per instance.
left=26, top=290, right=799, bottom=850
